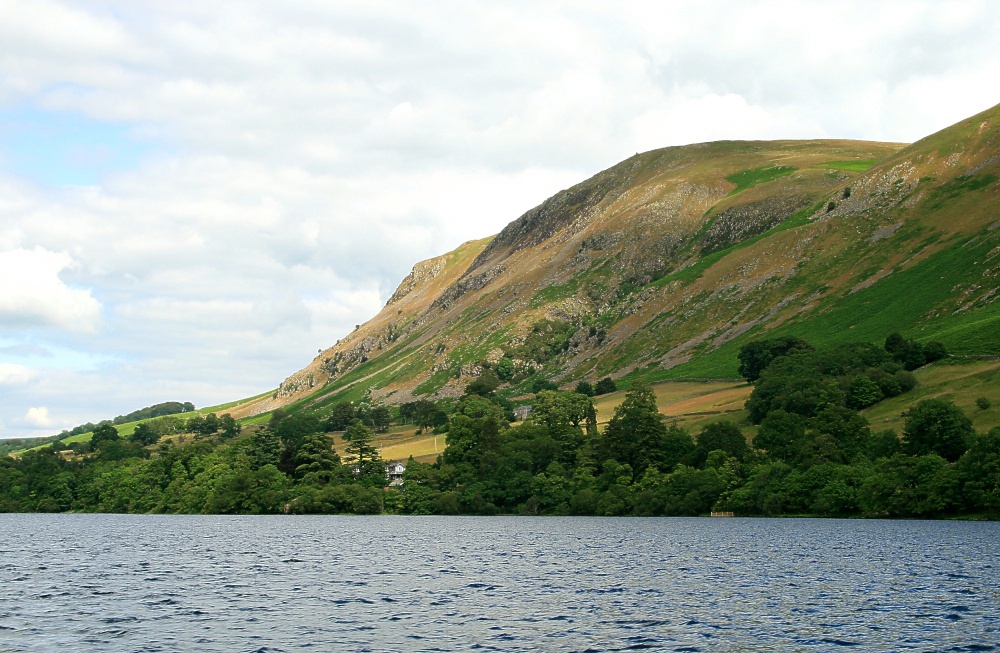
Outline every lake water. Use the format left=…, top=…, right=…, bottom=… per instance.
left=0, top=515, right=997, bottom=652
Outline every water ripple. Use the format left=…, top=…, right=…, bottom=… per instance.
left=0, top=515, right=998, bottom=652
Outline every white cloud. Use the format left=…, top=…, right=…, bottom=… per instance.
left=0, top=362, right=36, bottom=385
left=0, top=248, right=101, bottom=333
left=23, top=406, right=53, bottom=427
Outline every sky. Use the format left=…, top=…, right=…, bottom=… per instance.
left=1, top=0, right=999, bottom=440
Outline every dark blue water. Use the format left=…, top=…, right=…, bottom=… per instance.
left=0, top=515, right=997, bottom=652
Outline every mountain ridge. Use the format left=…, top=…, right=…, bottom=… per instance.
left=229, top=102, right=1000, bottom=420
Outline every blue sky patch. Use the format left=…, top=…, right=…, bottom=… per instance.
left=0, top=105, right=155, bottom=186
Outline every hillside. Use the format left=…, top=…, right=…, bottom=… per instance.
left=232, top=102, right=1000, bottom=419
left=6, top=102, right=1000, bottom=518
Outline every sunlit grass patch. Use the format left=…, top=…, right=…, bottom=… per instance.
left=725, top=165, right=796, bottom=196
left=815, top=160, right=879, bottom=173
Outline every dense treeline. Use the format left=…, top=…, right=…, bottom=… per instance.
left=113, top=401, right=196, bottom=425
left=51, top=401, right=197, bottom=440
left=1, top=335, right=997, bottom=518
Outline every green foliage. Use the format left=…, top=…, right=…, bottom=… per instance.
left=129, top=423, right=160, bottom=446
left=600, top=384, right=669, bottom=479
left=594, top=376, right=617, bottom=395
left=737, top=336, right=814, bottom=382
left=90, top=422, right=120, bottom=448
left=847, top=375, right=883, bottom=410
left=957, top=427, right=1000, bottom=512
left=343, top=420, right=385, bottom=486
left=528, top=376, right=559, bottom=393
left=692, top=421, right=748, bottom=468
left=884, top=332, right=948, bottom=370
left=512, top=319, right=576, bottom=364
left=274, top=414, right=321, bottom=448
left=1, top=338, right=990, bottom=518
left=293, top=433, right=344, bottom=483
left=977, top=397, right=992, bottom=411
left=0, top=436, right=62, bottom=456
left=753, top=410, right=806, bottom=462
left=465, top=369, right=501, bottom=397
left=324, top=402, right=357, bottom=431
left=725, top=165, right=797, bottom=196
left=902, top=399, right=973, bottom=462
left=114, top=401, right=195, bottom=425
left=574, top=380, right=595, bottom=397
left=495, top=356, right=516, bottom=381
left=745, top=341, right=898, bottom=423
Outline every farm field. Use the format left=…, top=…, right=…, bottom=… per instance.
left=863, top=359, right=1000, bottom=435
left=364, top=379, right=755, bottom=464
left=593, top=380, right=752, bottom=430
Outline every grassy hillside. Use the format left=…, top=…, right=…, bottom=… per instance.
left=116, top=102, right=999, bottom=437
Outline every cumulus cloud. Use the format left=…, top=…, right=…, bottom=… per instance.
left=23, top=406, right=53, bottom=427
left=0, top=248, right=101, bottom=332
left=0, top=362, right=36, bottom=385
left=0, top=1, right=999, bottom=438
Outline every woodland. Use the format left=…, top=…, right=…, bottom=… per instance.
left=2, top=334, right=997, bottom=519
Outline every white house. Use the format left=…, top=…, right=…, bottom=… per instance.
left=385, top=461, right=406, bottom=486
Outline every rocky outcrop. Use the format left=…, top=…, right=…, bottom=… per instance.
left=387, top=258, right=446, bottom=305
left=431, top=264, right=507, bottom=310
left=700, top=194, right=810, bottom=253
left=466, top=168, right=627, bottom=273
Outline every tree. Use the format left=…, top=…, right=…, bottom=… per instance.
left=495, top=356, right=516, bottom=381
left=218, top=414, right=241, bottom=440
left=532, top=391, right=593, bottom=431
left=574, top=380, right=595, bottom=397
left=923, top=341, right=948, bottom=364
left=957, top=427, right=1000, bottom=513
left=529, top=376, right=558, bottom=393
left=884, top=333, right=947, bottom=371
left=368, top=406, right=392, bottom=433
left=90, top=422, right=120, bottom=447
left=847, top=376, right=883, bottom=409
left=531, top=390, right=593, bottom=466
left=187, top=413, right=219, bottom=436
left=692, top=421, right=748, bottom=468
left=465, top=369, right=500, bottom=397
left=661, top=424, right=695, bottom=473
left=902, top=399, right=973, bottom=462
left=325, top=402, right=356, bottom=431
left=343, top=420, right=384, bottom=485
left=418, top=402, right=448, bottom=430
left=809, top=405, right=870, bottom=461
left=129, top=423, right=160, bottom=446
left=246, top=428, right=283, bottom=470
left=275, top=414, right=321, bottom=448
left=737, top=336, right=813, bottom=382
left=753, top=410, right=806, bottom=462
left=884, top=332, right=906, bottom=356
left=594, top=377, right=617, bottom=395
left=601, top=384, right=667, bottom=478
left=293, top=433, right=344, bottom=483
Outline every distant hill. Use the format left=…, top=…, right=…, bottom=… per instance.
left=229, top=102, right=1000, bottom=420
left=113, top=401, right=196, bottom=425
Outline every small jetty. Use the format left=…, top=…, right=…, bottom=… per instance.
left=710, top=511, right=735, bottom=517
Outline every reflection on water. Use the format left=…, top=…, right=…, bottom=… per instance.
left=0, top=515, right=997, bottom=652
